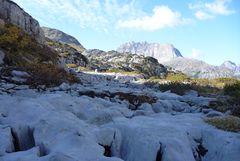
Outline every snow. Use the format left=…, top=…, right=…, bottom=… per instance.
left=0, top=72, right=240, bottom=161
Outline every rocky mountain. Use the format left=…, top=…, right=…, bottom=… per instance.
left=0, top=0, right=44, bottom=43
left=83, top=49, right=167, bottom=78
left=42, top=27, right=85, bottom=51
left=163, top=57, right=235, bottom=79
left=117, top=41, right=182, bottom=63
left=221, top=61, right=237, bottom=70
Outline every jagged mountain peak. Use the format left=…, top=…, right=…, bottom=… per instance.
left=117, top=41, right=182, bottom=63
left=221, top=60, right=237, bottom=69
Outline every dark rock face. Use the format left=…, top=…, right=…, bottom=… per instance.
left=83, top=49, right=167, bottom=78
left=41, top=27, right=84, bottom=51
left=0, top=0, right=44, bottom=43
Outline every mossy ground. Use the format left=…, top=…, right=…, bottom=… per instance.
left=206, top=116, right=240, bottom=132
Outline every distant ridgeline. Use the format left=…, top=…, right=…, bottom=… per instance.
left=117, top=42, right=240, bottom=79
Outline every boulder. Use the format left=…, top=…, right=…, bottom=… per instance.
left=205, top=111, right=224, bottom=118
left=0, top=126, right=15, bottom=155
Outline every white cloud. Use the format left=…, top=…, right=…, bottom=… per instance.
left=195, top=10, right=215, bottom=20
left=190, top=48, right=204, bottom=59
left=189, top=0, right=235, bottom=20
left=117, top=6, right=186, bottom=31
left=12, top=0, right=139, bottom=31
left=12, top=0, right=191, bottom=32
left=205, top=0, right=235, bottom=15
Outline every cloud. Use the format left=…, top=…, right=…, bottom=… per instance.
left=12, top=0, right=140, bottom=31
left=190, top=48, right=204, bottom=59
left=13, top=0, right=190, bottom=32
left=195, top=10, right=215, bottom=20
left=189, top=0, right=235, bottom=20
left=117, top=6, right=188, bottom=31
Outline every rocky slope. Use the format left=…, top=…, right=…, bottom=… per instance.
left=0, top=0, right=44, bottom=43
left=45, top=39, right=88, bottom=67
left=42, top=27, right=85, bottom=52
left=117, top=41, right=182, bottom=63
left=163, top=57, right=236, bottom=79
left=83, top=49, right=167, bottom=78
left=221, top=61, right=238, bottom=70
left=221, top=61, right=240, bottom=77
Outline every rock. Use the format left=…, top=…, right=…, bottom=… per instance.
left=117, top=41, right=182, bottom=63
left=205, top=111, right=224, bottom=118
left=202, top=108, right=213, bottom=114
left=184, top=90, right=198, bottom=97
left=4, top=70, right=30, bottom=83
left=83, top=49, right=167, bottom=78
left=0, top=50, right=5, bottom=65
left=46, top=39, right=88, bottom=67
left=42, top=27, right=85, bottom=51
left=2, top=147, right=40, bottom=161
left=152, top=100, right=191, bottom=113
left=0, top=126, right=14, bottom=155
left=0, top=0, right=44, bottom=43
left=11, top=70, right=29, bottom=78
left=59, top=83, right=71, bottom=91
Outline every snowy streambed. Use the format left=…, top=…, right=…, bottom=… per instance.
left=0, top=72, right=240, bottom=161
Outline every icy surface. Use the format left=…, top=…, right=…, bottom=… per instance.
left=0, top=72, right=240, bottom=161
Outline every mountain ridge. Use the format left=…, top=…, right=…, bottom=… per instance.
left=117, top=41, right=183, bottom=63
left=41, top=26, right=85, bottom=52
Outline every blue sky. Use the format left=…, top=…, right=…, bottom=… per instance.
left=13, top=0, right=240, bottom=65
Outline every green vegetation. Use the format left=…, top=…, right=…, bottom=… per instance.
left=158, top=82, right=192, bottom=95
left=206, top=116, right=240, bottom=132
left=166, top=73, right=190, bottom=82
left=0, top=24, right=58, bottom=66
left=224, top=81, right=240, bottom=100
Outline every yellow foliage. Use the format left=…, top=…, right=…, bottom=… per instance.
left=66, top=64, right=78, bottom=68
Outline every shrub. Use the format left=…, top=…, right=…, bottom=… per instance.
left=166, top=73, right=190, bottom=82
left=159, top=82, right=192, bottom=95
left=0, top=24, right=58, bottom=66
left=224, top=82, right=240, bottom=100
left=25, top=63, right=80, bottom=88
left=206, top=116, right=240, bottom=132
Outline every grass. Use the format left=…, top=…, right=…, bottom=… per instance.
left=206, top=116, right=240, bottom=132
left=166, top=72, right=190, bottom=82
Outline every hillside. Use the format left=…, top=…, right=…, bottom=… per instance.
left=42, top=27, right=85, bottom=52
